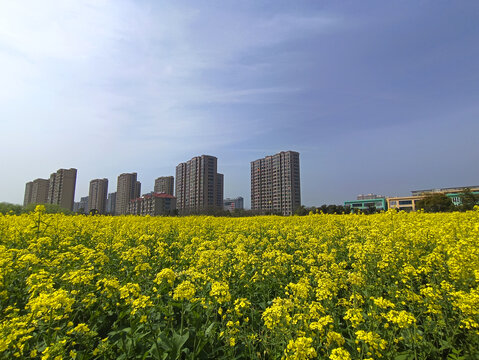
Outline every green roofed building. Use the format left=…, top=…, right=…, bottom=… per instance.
left=344, top=194, right=387, bottom=212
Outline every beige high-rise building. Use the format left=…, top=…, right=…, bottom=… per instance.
left=154, top=176, right=174, bottom=195
left=175, top=155, right=223, bottom=213
left=47, top=168, right=77, bottom=211
left=88, top=178, right=108, bottom=214
left=116, top=173, right=141, bottom=215
left=251, top=151, right=301, bottom=216
left=31, top=179, right=50, bottom=205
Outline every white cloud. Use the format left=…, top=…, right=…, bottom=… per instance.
left=0, top=1, right=344, bottom=203
left=0, top=1, right=128, bottom=60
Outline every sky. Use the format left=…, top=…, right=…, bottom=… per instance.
left=1, top=1, right=478, bottom=208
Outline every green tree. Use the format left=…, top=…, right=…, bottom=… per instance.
left=0, top=202, right=23, bottom=215
left=459, top=188, right=478, bottom=211
left=416, top=193, right=454, bottom=213
left=294, top=205, right=309, bottom=216
left=24, top=203, right=73, bottom=215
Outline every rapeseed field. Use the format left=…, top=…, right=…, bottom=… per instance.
left=1, top=206, right=478, bottom=359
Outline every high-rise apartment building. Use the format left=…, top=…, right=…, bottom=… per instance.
left=175, top=155, right=223, bottom=213
left=24, top=179, right=50, bottom=206
left=251, top=151, right=301, bottom=216
left=30, top=179, right=50, bottom=205
left=154, top=176, right=174, bottom=195
left=47, top=168, right=77, bottom=211
left=116, top=173, right=141, bottom=215
left=88, top=178, right=108, bottom=214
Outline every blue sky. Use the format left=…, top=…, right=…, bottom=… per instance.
left=1, top=1, right=478, bottom=207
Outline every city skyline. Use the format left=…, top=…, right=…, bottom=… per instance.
left=1, top=2, right=479, bottom=207
left=20, top=160, right=479, bottom=213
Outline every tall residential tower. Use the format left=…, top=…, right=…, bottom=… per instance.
left=47, top=168, right=77, bottom=211
left=175, top=155, right=223, bottom=213
left=88, top=178, right=109, bottom=214
left=24, top=178, right=50, bottom=206
left=116, top=173, right=141, bottom=215
left=251, top=151, right=301, bottom=216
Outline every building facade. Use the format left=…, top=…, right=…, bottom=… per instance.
left=106, top=192, right=117, bottom=214
left=224, top=197, right=244, bottom=212
left=116, top=173, right=141, bottom=215
left=128, top=193, right=177, bottom=216
left=216, top=173, right=224, bottom=209
left=154, top=176, right=174, bottom=195
left=175, top=155, right=223, bottom=213
left=345, top=194, right=387, bottom=211
left=251, top=151, right=301, bottom=216
left=387, top=196, right=424, bottom=212
left=74, top=196, right=89, bottom=214
left=345, top=198, right=387, bottom=211
left=24, top=178, right=50, bottom=206
left=411, top=186, right=479, bottom=206
left=47, top=168, right=77, bottom=211
left=24, top=182, right=33, bottom=206
left=88, top=178, right=109, bottom=214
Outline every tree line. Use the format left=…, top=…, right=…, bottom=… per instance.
left=2, top=188, right=477, bottom=216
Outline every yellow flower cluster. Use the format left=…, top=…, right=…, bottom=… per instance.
left=262, top=298, right=293, bottom=330
left=284, top=336, right=317, bottom=360
left=154, top=268, right=176, bottom=286
left=329, top=347, right=351, bottom=360
left=209, top=281, right=231, bottom=304
left=173, top=280, right=196, bottom=301
left=383, top=310, right=416, bottom=328
left=0, top=208, right=478, bottom=358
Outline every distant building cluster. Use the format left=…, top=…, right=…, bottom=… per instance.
left=345, top=186, right=479, bottom=212
left=24, top=168, right=77, bottom=211
left=24, top=152, right=302, bottom=216
left=224, top=197, right=244, bottom=212
left=24, top=154, right=476, bottom=216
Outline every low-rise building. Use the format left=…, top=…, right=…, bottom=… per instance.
left=224, top=197, right=244, bottom=211
left=128, top=193, right=177, bottom=216
left=74, top=196, right=89, bottom=214
left=411, top=186, right=479, bottom=206
left=387, top=196, right=424, bottom=212
left=345, top=195, right=387, bottom=211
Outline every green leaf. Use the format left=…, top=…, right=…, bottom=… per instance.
left=204, top=322, right=215, bottom=337
left=172, top=330, right=189, bottom=351
left=395, top=351, right=414, bottom=360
